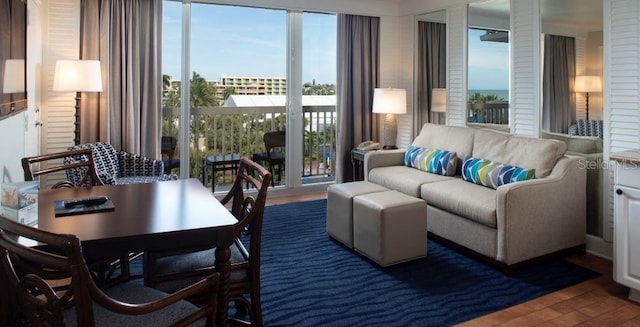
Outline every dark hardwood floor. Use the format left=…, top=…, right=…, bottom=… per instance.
left=269, top=192, right=640, bottom=326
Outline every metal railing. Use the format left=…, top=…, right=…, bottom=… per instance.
left=162, top=105, right=336, bottom=188
left=468, top=101, right=509, bottom=125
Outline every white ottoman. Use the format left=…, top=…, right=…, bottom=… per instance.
left=353, top=190, right=427, bottom=267
left=327, top=181, right=388, bottom=248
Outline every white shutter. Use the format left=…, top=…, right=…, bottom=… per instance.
left=510, top=0, right=540, bottom=137
left=446, top=5, right=467, bottom=127
left=40, top=0, right=80, bottom=187
left=603, top=0, right=640, bottom=241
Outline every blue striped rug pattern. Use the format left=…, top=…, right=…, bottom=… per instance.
left=259, top=199, right=599, bottom=327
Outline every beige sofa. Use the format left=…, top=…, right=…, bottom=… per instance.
left=364, top=123, right=586, bottom=269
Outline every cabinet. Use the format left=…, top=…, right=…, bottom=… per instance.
left=612, top=150, right=640, bottom=303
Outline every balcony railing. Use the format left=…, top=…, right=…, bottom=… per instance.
left=162, top=105, right=336, bottom=189
left=468, top=101, right=509, bottom=125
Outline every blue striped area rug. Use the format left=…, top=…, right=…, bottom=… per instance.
left=259, top=199, right=599, bottom=327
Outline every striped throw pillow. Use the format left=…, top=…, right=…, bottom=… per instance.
left=404, top=145, right=458, bottom=176
left=461, top=156, right=535, bottom=189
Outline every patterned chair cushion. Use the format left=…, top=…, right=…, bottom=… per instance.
left=65, top=142, right=175, bottom=185
left=569, top=120, right=603, bottom=138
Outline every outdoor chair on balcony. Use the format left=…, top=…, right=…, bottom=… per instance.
left=162, top=136, right=181, bottom=174
left=252, top=130, right=285, bottom=186
left=64, top=142, right=177, bottom=185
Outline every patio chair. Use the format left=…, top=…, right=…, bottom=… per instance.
left=0, top=216, right=219, bottom=327
left=144, top=157, right=272, bottom=326
left=252, top=130, right=285, bottom=186
left=64, top=142, right=177, bottom=185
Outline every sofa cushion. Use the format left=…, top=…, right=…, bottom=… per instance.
left=472, top=129, right=566, bottom=178
left=420, top=179, right=497, bottom=228
left=461, top=156, right=536, bottom=189
left=412, top=124, right=475, bottom=166
left=404, top=146, right=458, bottom=176
left=368, top=166, right=455, bottom=198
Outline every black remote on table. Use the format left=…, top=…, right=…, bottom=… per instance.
left=64, top=196, right=109, bottom=208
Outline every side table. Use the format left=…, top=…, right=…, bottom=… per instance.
left=351, top=148, right=370, bottom=181
left=202, top=154, right=242, bottom=192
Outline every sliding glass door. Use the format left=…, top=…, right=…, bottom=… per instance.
left=161, top=1, right=336, bottom=193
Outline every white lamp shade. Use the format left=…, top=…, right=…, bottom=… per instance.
left=431, top=88, right=447, bottom=113
left=372, top=88, right=407, bottom=114
left=53, top=60, right=103, bottom=92
left=3, top=59, right=25, bottom=94
left=574, top=75, right=601, bottom=93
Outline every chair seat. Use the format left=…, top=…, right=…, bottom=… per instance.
left=153, top=243, right=248, bottom=294
left=63, top=282, right=206, bottom=327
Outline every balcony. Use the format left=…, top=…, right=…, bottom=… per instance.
left=162, top=104, right=336, bottom=191
left=468, top=101, right=509, bottom=125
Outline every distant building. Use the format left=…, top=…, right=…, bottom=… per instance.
left=216, top=75, right=287, bottom=97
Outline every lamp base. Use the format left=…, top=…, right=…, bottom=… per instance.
left=382, top=113, right=398, bottom=151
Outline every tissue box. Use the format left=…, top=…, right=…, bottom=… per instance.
left=1, top=181, right=38, bottom=209
left=2, top=203, right=38, bottom=226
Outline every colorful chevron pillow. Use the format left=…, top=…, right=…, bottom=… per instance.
left=404, top=145, right=458, bottom=176
left=461, top=156, right=535, bottom=189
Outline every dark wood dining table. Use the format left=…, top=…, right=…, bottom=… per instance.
left=7, top=178, right=237, bottom=326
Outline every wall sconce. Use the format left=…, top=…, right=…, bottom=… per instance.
left=53, top=60, right=102, bottom=145
left=574, top=75, right=601, bottom=121
left=372, top=88, right=407, bottom=149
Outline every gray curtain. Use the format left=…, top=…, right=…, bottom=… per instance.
left=416, top=21, right=446, bottom=133
left=336, top=14, right=380, bottom=183
left=81, top=0, right=162, bottom=158
left=542, top=34, right=575, bottom=134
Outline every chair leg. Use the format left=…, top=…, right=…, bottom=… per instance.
left=250, top=289, right=263, bottom=327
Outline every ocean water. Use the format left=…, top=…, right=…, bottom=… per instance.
left=468, top=89, right=509, bottom=101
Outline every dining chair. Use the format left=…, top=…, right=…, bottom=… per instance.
left=22, top=149, right=104, bottom=188
left=252, top=131, right=285, bottom=186
left=144, top=157, right=272, bottom=327
left=0, top=215, right=220, bottom=327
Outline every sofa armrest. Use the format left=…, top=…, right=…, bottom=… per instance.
left=363, top=149, right=406, bottom=181
left=495, top=156, right=586, bottom=265
left=118, top=152, right=165, bottom=177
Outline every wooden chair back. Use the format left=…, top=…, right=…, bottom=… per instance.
left=21, top=149, right=104, bottom=188
left=0, top=216, right=219, bottom=326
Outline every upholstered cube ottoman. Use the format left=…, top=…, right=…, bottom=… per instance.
left=353, top=190, right=427, bottom=267
left=327, top=181, right=388, bottom=248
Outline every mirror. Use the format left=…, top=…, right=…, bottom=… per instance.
left=540, top=0, right=603, bottom=239
left=0, top=0, right=28, bottom=118
left=414, top=10, right=446, bottom=134
left=466, top=0, right=510, bottom=131
left=541, top=0, right=603, bottom=134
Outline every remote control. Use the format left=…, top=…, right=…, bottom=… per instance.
left=64, top=196, right=109, bottom=208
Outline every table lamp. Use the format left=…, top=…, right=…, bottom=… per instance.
left=372, top=88, right=407, bottom=150
left=431, top=88, right=447, bottom=124
left=53, top=60, right=102, bottom=145
left=574, top=75, right=601, bottom=120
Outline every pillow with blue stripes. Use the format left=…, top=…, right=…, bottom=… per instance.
left=461, top=155, right=535, bottom=189
left=404, top=145, right=458, bottom=176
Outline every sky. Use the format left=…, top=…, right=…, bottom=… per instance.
left=467, top=28, right=510, bottom=91
left=163, top=2, right=337, bottom=84
left=163, top=3, right=508, bottom=91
